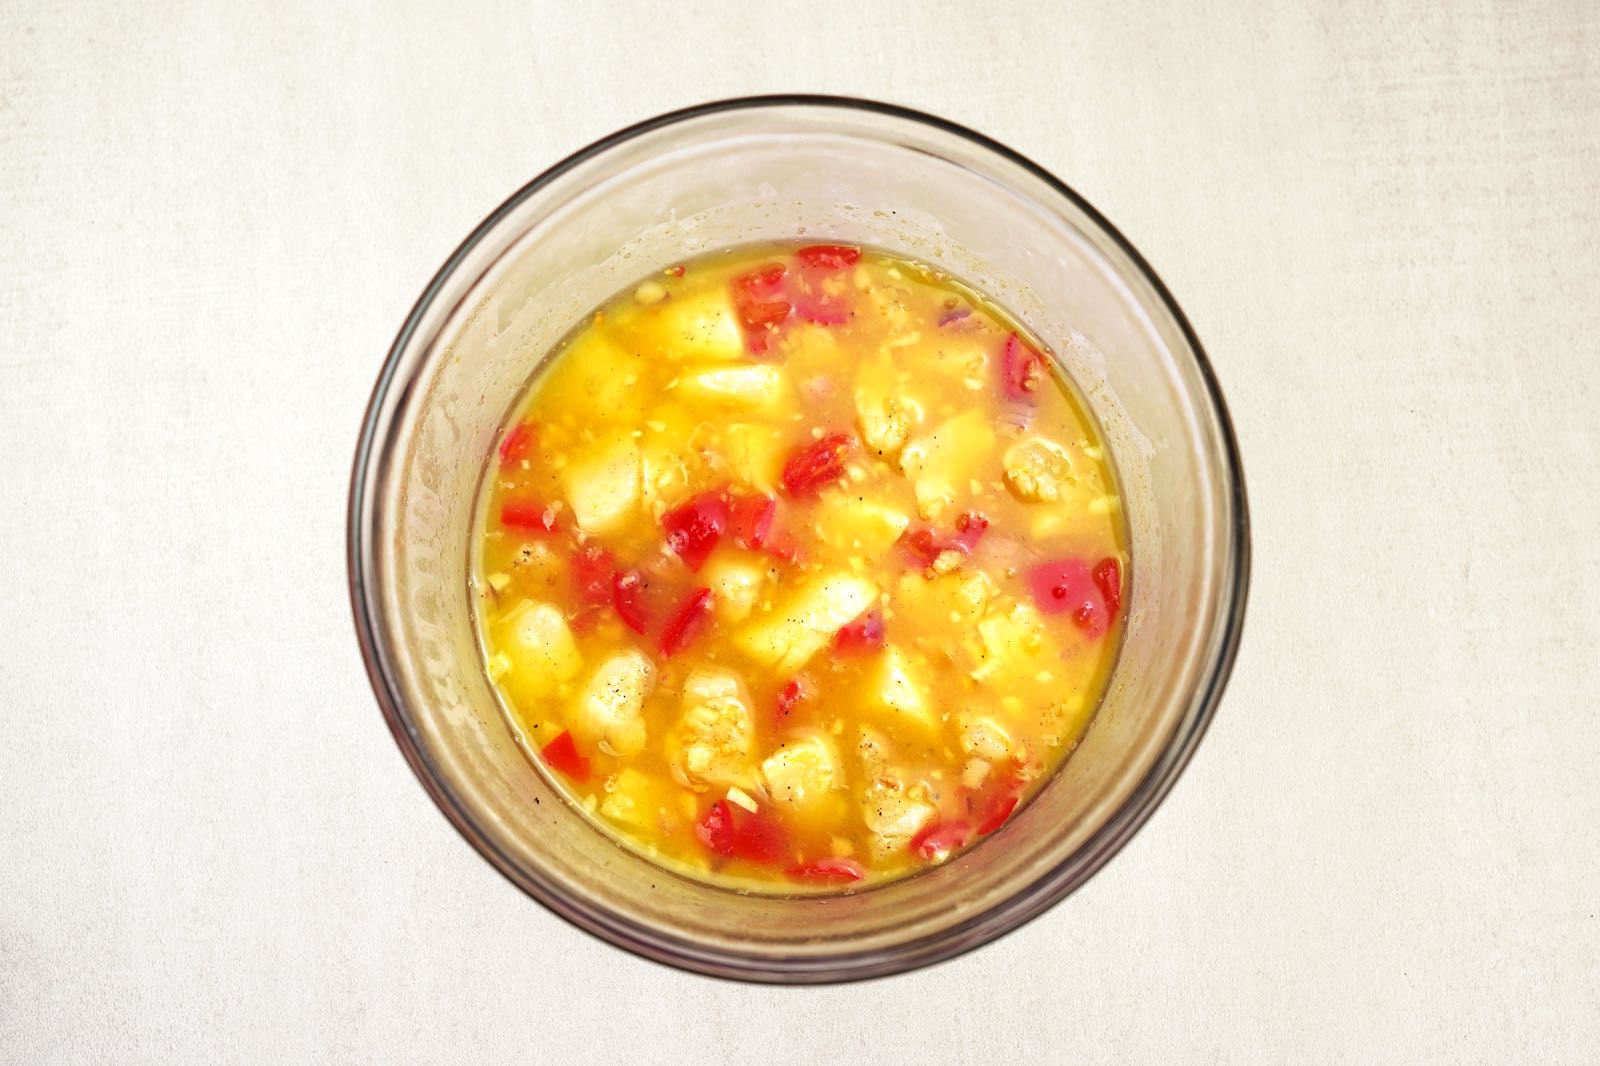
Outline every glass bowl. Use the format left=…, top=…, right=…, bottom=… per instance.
left=348, top=95, right=1249, bottom=983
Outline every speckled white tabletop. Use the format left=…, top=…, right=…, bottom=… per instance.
left=3, top=2, right=1597, bottom=1061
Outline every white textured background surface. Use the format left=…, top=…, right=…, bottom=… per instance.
left=3, top=2, right=1597, bottom=1062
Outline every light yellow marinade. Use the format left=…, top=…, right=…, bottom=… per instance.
left=473, top=243, right=1125, bottom=891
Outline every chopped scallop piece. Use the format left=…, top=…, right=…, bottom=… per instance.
left=813, top=492, right=911, bottom=555
left=958, top=715, right=1015, bottom=761
left=862, top=778, right=937, bottom=860
left=570, top=649, right=654, bottom=757
left=639, top=403, right=699, bottom=512
left=563, top=434, right=641, bottom=534
left=776, top=322, right=845, bottom=371
left=900, top=410, right=996, bottom=519
left=670, top=668, right=756, bottom=789
left=961, top=758, right=992, bottom=790
left=856, top=726, right=890, bottom=779
left=678, top=364, right=792, bottom=411
left=723, top=422, right=788, bottom=493
left=633, top=290, right=745, bottom=361
left=498, top=602, right=581, bottom=703
left=702, top=555, right=767, bottom=624
left=972, top=603, right=1050, bottom=685
left=1002, top=436, right=1075, bottom=503
left=853, top=356, right=925, bottom=457
left=735, top=573, right=877, bottom=672
left=761, top=733, right=840, bottom=811
left=869, top=648, right=938, bottom=733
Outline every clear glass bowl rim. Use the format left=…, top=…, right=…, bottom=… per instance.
left=347, top=93, right=1251, bottom=983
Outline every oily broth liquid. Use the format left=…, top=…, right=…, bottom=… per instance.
left=471, top=243, right=1126, bottom=892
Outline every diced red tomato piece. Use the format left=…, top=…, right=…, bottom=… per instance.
left=780, top=433, right=855, bottom=496
left=1093, top=556, right=1122, bottom=618
left=696, top=800, right=735, bottom=857
left=612, top=568, right=650, bottom=634
left=910, top=821, right=971, bottom=862
left=500, top=499, right=561, bottom=533
left=1025, top=558, right=1108, bottom=637
left=795, top=244, right=862, bottom=271
left=775, top=678, right=805, bottom=722
left=999, top=332, right=1046, bottom=402
left=539, top=731, right=590, bottom=782
left=659, top=587, right=714, bottom=657
left=661, top=491, right=729, bottom=572
left=729, top=806, right=790, bottom=865
left=834, top=607, right=886, bottom=655
left=728, top=492, right=777, bottom=551
left=786, top=856, right=866, bottom=884
left=497, top=421, right=537, bottom=465
left=571, top=544, right=615, bottom=607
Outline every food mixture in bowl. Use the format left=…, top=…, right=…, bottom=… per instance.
left=473, top=243, right=1126, bottom=890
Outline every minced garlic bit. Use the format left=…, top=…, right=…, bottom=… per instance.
left=725, top=786, right=758, bottom=813
left=634, top=280, right=667, bottom=304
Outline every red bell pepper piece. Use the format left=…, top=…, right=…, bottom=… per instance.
left=901, top=511, right=988, bottom=567
left=734, top=262, right=786, bottom=294
left=790, top=247, right=856, bottom=324
left=659, top=587, right=714, bottom=657
left=539, top=731, right=590, bottom=782
left=780, top=433, right=855, bottom=496
left=834, top=607, right=886, bottom=655
left=775, top=678, right=805, bottom=722
left=611, top=568, right=650, bottom=634
left=728, top=492, right=777, bottom=551
left=975, top=794, right=1019, bottom=836
left=791, top=278, right=852, bottom=325
left=697, top=798, right=790, bottom=865
left=696, top=800, right=736, bottom=856
left=1025, top=558, right=1109, bottom=637
left=571, top=544, right=615, bottom=606
left=661, top=491, right=729, bottom=572
left=764, top=528, right=803, bottom=566
left=999, top=332, right=1046, bottom=402
left=729, top=806, right=789, bottom=864
left=1093, top=556, right=1122, bottom=618
left=902, top=528, right=942, bottom=568
left=795, top=244, right=861, bottom=271
left=910, top=820, right=971, bottom=863
left=731, top=263, right=792, bottom=353
left=500, top=499, right=561, bottom=533
left=786, top=856, right=865, bottom=884
left=498, top=421, right=537, bottom=465
left=949, top=511, right=989, bottom=553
